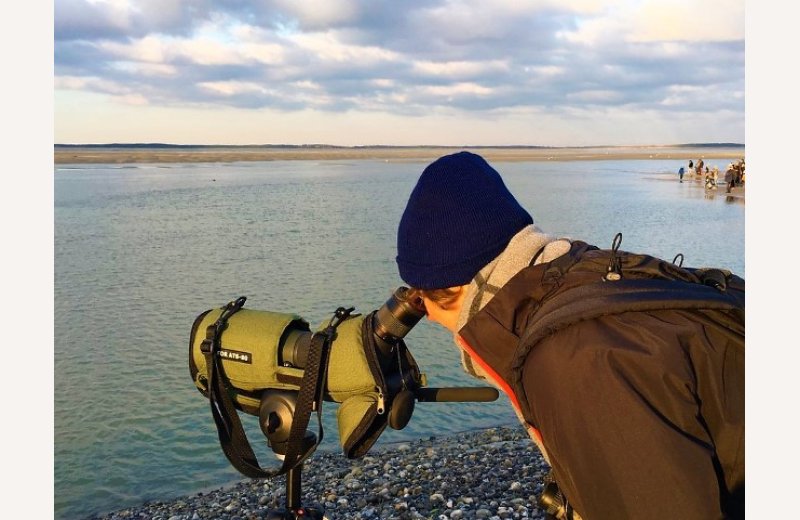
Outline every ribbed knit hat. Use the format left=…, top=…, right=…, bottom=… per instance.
left=396, top=151, right=533, bottom=289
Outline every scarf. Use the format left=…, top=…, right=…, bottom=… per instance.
left=455, top=224, right=571, bottom=346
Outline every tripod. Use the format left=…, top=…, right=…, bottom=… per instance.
left=257, top=386, right=501, bottom=518
left=265, top=463, right=325, bottom=519
left=259, top=390, right=327, bottom=519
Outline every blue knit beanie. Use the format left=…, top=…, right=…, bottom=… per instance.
left=396, top=151, right=533, bottom=289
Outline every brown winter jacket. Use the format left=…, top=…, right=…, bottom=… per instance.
left=458, top=244, right=745, bottom=520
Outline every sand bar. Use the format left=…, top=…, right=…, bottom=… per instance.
left=54, top=145, right=745, bottom=164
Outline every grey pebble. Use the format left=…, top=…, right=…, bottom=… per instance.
left=88, top=426, right=551, bottom=520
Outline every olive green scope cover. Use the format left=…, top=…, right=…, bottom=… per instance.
left=190, top=308, right=304, bottom=396
left=189, top=305, right=407, bottom=458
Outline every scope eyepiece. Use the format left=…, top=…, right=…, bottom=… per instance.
left=372, top=286, right=426, bottom=353
left=280, top=286, right=425, bottom=368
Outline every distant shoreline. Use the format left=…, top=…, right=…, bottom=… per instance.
left=54, top=145, right=745, bottom=165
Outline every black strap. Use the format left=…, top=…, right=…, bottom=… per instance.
left=534, top=241, right=598, bottom=303
left=202, top=297, right=277, bottom=478
left=537, top=240, right=597, bottom=273
left=279, top=323, right=332, bottom=470
left=280, top=306, right=354, bottom=468
left=201, top=298, right=351, bottom=479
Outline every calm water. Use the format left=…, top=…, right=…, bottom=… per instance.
left=54, top=159, right=744, bottom=519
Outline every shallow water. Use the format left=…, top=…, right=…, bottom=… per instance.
left=54, top=159, right=744, bottom=519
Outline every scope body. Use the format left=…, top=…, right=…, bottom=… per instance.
left=190, top=286, right=499, bottom=478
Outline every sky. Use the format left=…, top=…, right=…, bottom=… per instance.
left=53, top=0, right=746, bottom=146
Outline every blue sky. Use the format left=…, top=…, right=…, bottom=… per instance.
left=53, top=0, right=745, bottom=146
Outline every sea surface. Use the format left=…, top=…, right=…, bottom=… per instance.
left=54, top=158, right=744, bottom=519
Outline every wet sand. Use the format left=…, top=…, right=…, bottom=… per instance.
left=54, top=145, right=745, bottom=164
left=644, top=170, right=745, bottom=202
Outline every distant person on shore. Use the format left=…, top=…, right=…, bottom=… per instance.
left=725, top=163, right=736, bottom=193
left=741, top=159, right=746, bottom=184
left=696, top=158, right=704, bottom=178
left=678, top=166, right=685, bottom=182
left=734, top=159, right=745, bottom=186
left=395, top=151, right=744, bottom=520
left=705, top=167, right=716, bottom=190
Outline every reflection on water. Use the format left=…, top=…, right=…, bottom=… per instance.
left=54, top=159, right=744, bottom=519
left=699, top=186, right=745, bottom=205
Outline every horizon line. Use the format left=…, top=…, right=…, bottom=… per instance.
left=54, top=142, right=745, bottom=149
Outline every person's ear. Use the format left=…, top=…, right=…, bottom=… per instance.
left=440, top=285, right=465, bottom=310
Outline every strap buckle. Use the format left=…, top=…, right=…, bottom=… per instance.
left=200, top=338, right=213, bottom=354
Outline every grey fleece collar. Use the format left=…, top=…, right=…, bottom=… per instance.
left=456, top=224, right=571, bottom=333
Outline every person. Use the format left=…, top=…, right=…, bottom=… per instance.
left=740, top=158, right=745, bottom=185
left=395, top=151, right=744, bottom=520
left=725, top=163, right=736, bottom=193
left=678, top=166, right=685, bottom=182
left=740, top=160, right=745, bottom=185
left=704, top=166, right=717, bottom=190
left=734, top=159, right=745, bottom=186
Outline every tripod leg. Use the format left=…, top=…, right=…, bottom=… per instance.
left=266, top=464, right=327, bottom=519
left=286, top=465, right=302, bottom=511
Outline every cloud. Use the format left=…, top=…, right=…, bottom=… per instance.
left=54, top=0, right=745, bottom=143
left=54, top=0, right=213, bottom=41
left=269, top=0, right=362, bottom=30
left=288, top=31, right=401, bottom=65
left=558, top=0, right=744, bottom=45
left=629, top=0, right=744, bottom=43
left=412, top=60, right=510, bottom=80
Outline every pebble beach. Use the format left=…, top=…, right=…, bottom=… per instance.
left=88, top=426, right=551, bottom=520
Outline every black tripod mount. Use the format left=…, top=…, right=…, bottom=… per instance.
left=261, top=390, right=326, bottom=519
left=265, top=464, right=325, bottom=519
